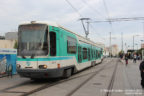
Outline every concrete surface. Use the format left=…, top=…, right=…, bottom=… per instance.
left=0, top=58, right=143, bottom=96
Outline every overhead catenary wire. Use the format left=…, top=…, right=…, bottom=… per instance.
left=102, top=0, right=111, bottom=21
left=102, top=0, right=115, bottom=38
left=102, top=0, right=114, bottom=31
left=80, top=0, right=106, bottom=19
left=102, top=0, right=114, bottom=33
left=65, top=0, right=106, bottom=41
left=92, top=17, right=144, bottom=23
left=65, top=0, right=83, bottom=18
left=89, top=24, right=106, bottom=41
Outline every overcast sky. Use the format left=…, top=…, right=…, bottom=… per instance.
left=0, top=0, right=144, bottom=51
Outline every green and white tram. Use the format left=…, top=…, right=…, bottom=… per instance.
left=17, top=21, right=103, bottom=79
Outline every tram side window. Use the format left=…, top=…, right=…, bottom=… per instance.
left=50, top=32, right=56, bottom=56
left=96, top=50, right=98, bottom=58
left=67, top=37, right=77, bottom=54
left=83, top=48, right=87, bottom=59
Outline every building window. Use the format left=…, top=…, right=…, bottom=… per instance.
left=67, top=37, right=77, bottom=54
left=83, top=48, right=87, bottom=59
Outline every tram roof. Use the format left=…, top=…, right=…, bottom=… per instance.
left=19, top=21, right=104, bottom=48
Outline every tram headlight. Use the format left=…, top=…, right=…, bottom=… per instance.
left=43, top=65, right=47, bottom=69
left=39, top=65, right=47, bottom=69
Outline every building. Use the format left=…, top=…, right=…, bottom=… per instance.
left=0, top=36, right=5, bottom=40
left=5, top=32, right=18, bottom=40
left=111, top=44, right=119, bottom=56
left=104, top=47, right=110, bottom=57
left=108, top=44, right=119, bottom=57
left=141, top=43, right=144, bottom=48
left=0, top=32, right=18, bottom=49
left=0, top=40, right=16, bottom=49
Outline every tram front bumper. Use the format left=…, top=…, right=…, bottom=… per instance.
left=17, top=68, right=64, bottom=78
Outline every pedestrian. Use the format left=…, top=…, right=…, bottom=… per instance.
left=120, top=54, right=123, bottom=59
left=133, top=53, right=137, bottom=63
left=125, top=54, right=128, bottom=66
left=139, top=61, right=144, bottom=88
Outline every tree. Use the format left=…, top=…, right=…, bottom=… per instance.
left=137, top=48, right=144, bottom=55
left=118, top=50, right=124, bottom=57
left=14, top=41, right=18, bottom=49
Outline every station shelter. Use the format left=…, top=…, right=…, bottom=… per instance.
left=0, top=48, right=17, bottom=76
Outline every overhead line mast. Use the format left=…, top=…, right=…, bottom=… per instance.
left=65, top=0, right=90, bottom=38
left=80, top=18, right=90, bottom=38
left=65, top=0, right=107, bottom=40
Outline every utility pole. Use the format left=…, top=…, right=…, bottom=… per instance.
left=110, top=32, right=111, bottom=57
left=143, top=22, right=144, bottom=37
left=121, top=32, right=123, bottom=52
left=80, top=18, right=90, bottom=38
left=133, top=36, right=134, bottom=50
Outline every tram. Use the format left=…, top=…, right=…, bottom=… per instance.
left=16, top=21, right=103, bottom=79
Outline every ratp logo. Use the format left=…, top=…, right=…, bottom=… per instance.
left=26, top=61, right=30, bottom=66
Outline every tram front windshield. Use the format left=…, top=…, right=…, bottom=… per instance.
left=18, top=24, right=48, bottom=56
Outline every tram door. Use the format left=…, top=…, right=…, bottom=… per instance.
left=78, top=46, right=82, bottom=63
left=50, top=32, right=56, bottom=56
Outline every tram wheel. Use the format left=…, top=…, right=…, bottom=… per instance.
left=63, top=68, right=72, bottom=78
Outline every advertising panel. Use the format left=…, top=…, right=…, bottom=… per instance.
left=0, top=49, right=17, bottom=76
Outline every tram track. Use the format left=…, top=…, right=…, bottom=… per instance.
left=0, top=58, right=113, bottom=96
left=22, top=58, right=114, bottom=96
left=65, top=58, right=119, bottom=96
left=105, top=59, right=119, bottom=96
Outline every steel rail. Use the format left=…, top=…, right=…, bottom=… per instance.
left=105, top=59, right=119, bottom=96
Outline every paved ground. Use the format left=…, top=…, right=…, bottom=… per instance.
left=120, top=59, right=144, bottom=96
left=0, top=58, right=143, bottom=96
left=29, top=58, right=144, bottom=96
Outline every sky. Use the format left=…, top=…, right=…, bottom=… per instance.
left=0, top=0, right=144, bottom=51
